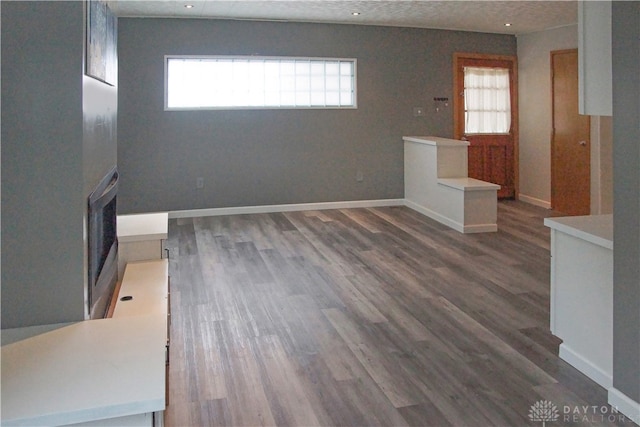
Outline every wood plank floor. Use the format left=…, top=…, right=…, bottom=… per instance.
left=164, top=201, right=634, bottom=427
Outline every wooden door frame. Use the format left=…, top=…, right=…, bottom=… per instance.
left=550, top=48, right=591, bottom=213
left=453, top=52, right=519, bottom=199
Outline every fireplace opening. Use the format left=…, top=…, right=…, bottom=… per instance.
left=88, top=166, right=119, bottom=319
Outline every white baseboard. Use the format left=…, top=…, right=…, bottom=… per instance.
left=169, top=198, right=496, bottom=234
left=462, top=223, right=498, bottom=233
left=609, top=387, right=640, bottom=425
left=404, top=200, right=497, bottom=233
left=403, top=199, right=465, bottom=232
left=168, top=198, right=405, bottom=219
left=559, top=343, right=612, bottom=389
left=518, top=193, right=552, bottom=209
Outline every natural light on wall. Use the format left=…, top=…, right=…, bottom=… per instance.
left=464, top=66, right=511, bottom=134
left=165, top=56, right=357, bottom=110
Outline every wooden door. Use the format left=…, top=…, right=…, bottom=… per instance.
left=551, top=49, right=590, bottom=215
left=454, top=53, right=518, bottom=199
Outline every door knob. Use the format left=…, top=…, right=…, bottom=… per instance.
left=578, top=140, right=587, bottom=146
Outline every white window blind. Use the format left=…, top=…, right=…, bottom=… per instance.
left=165, top=56, right=357, bottom=110
left=464, top=66, right=511, bottom=134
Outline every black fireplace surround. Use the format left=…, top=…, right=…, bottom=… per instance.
left=87, top=166, right=118, bottom=319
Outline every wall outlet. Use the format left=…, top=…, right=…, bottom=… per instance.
left=196, top=177, right=204, bottom=189
left=356, top=169, right=364, bottom=182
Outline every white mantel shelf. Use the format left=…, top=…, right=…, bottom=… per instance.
left=1, top=260, right=169, bottom=427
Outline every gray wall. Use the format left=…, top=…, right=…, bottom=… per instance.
left=117, top=19, right=516, bottom=214
left=612, top=1, right=640, bottom=405
left=1, top=1, right=118, bottom=328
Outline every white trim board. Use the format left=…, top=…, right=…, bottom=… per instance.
left=518, top=193, right=552, bottom=209
left=559, top=343, right=612, bottom=389
left=168, top=199, right=404, bottom=219
left=403, top=199, right=497, bottom=233
left=169, top=198, right=497, bottom=233
left=608, top=388, right=640, bottom=425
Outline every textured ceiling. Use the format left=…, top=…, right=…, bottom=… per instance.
left=111, top=0, right=578, bottom=35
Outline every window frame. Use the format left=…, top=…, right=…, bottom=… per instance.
left=164, top=55, right=358, bottom=111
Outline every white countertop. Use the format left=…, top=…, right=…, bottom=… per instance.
left=1, top=260, right=168, bottom=427
left=544, top=214, right=613, bottom=250
left=403, top=136, right=470, bottom=147
left=117, top=212, right=168, bottom=243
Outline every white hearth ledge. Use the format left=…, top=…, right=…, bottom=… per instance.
left=1, top=315, right=165, bottom=426
left=1, top=260, right=168, bottom=427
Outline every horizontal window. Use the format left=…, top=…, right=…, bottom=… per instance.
left=165, top=55, right=357, bottom=110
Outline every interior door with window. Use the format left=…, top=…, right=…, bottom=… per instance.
left=454, top=54, right=518, bottom=199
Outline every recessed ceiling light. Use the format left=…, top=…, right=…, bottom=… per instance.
left=504, top=23, right=512, bottom=27
left=352, top=12, right=361, bottom=16
left=184, top=4, right=194, bottom=9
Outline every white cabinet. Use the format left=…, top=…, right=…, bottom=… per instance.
left=578, top=0, right=612, bottom=116
left=544, top=215, right=613, bottom=389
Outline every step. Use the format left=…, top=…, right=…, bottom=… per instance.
left=437, top=177, right=501, bottom=191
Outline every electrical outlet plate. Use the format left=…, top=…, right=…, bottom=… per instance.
left=196, top=177, right=204, bottom=189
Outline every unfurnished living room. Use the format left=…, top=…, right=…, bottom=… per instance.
left=1, top=1, right=639, bottom=426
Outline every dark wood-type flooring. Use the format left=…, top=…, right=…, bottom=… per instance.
left=164, top=201, right=634, bottom=427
